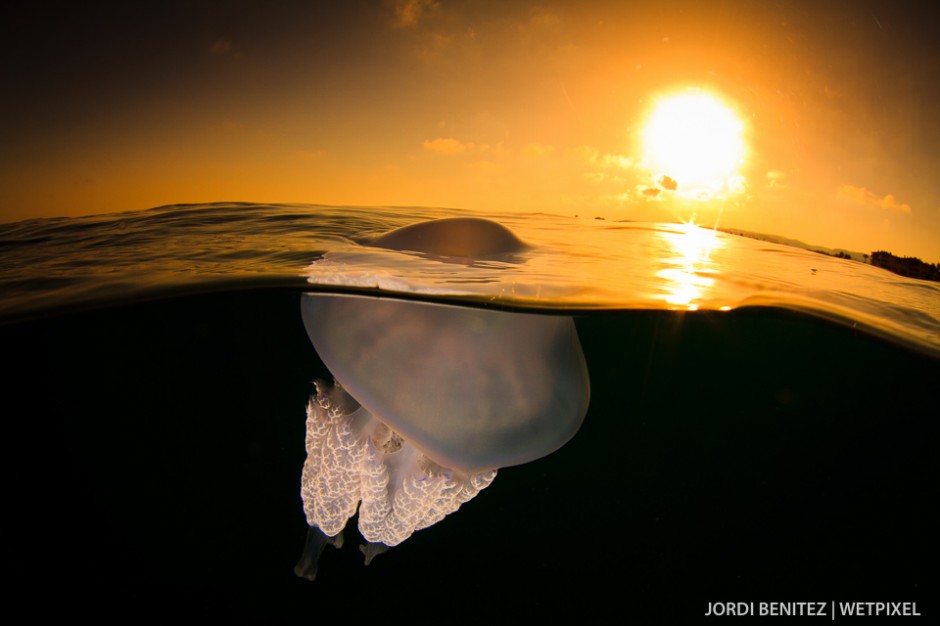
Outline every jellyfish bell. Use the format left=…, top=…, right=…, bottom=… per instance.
left=367, top=216, right=531, bottom=260
left=295, top=218, right=590, bottom=579
left=303, top=295, right=589, bottom=472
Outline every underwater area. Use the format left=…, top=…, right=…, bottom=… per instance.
left=3, top=204, right=937, bottom=619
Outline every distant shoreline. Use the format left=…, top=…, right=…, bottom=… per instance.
left=719, top=228, right=940, bottom=283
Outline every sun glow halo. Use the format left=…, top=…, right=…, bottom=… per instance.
left=643, top=92, right=746, bottom=197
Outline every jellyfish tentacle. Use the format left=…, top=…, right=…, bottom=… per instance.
left=293, top=526, right=343, bottom=581
left=360, top=542, right=388, bottom=566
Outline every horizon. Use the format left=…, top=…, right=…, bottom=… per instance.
left=3, top=199, right=936, bottom=266
left=3, top=1, right=938, bottom=262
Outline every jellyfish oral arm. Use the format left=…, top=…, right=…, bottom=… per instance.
left=299, top=383, right=367, bottom=537
left=299, top=381, right=497, bottom=551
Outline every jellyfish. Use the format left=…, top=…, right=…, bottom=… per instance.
left=295, top=218, right=590, bottom=579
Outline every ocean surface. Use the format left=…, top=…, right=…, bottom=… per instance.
left=3, top=203, right=937, bottom=619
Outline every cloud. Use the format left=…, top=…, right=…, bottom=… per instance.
left=422, top=137, right=469, bottom=155
left=658, top=175, right=677, bottom=190
left=389, top=0, right=439, bottom=28
left=766, top=170, right=788, bottom=188
left=416, top=32, right=453, bottom=59
left=576, top=146, right=635, bottom=169
left=570, top=146, right=648, bottom=201
left=517, top=6, right=563, bottom=38
left=422, top=137, right=507, bottom=156
left=839, top=185, right=912, bottom=214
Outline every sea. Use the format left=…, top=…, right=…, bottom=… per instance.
left=3, top=203, right=937, bottom=620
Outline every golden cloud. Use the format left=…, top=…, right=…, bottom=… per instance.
left=389, top=0, right=439, bottom=28
left=839, top=185, right=912, bottom=214
left=766, top=170, right=788, bottom=188
left=575, top=146, right=635, bottom=169
left=422, top=137, right=469, bottom=154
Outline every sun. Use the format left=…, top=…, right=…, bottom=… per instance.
left=642, top=91, right=746, bottom=198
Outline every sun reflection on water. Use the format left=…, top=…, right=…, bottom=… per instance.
left=657, top=220, right=723, bottom=309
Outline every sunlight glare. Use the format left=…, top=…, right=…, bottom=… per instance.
left=643, top=92, right=746, bottom=199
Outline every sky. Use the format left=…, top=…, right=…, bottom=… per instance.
left=3, top=0, right=939, bottom=261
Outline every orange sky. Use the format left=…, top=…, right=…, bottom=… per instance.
left=3, top=0, right=939, bottom=261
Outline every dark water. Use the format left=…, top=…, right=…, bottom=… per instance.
left=3, top=204, right=938, bottom=619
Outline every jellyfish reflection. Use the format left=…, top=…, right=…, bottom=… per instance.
left=295, top=219, right=590, bottom=579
